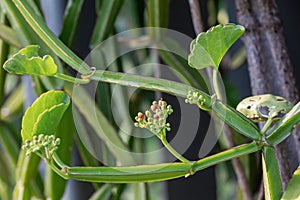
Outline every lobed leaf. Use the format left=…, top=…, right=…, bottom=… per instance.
left=188, top=23, right=245, bottom=69
left=3, top=45, right=58, bottom=76
left=21, top=90, right=70, bottom=141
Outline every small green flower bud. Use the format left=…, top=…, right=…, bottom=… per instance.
left=32, top=147, right=39, bottom=152
left=43, top=142, right=49, bottom=147
left=38, top=134, right=44, bottom=141
left=48, top=135, right=55, bottom=142
left=151, top=104, right=157, bottom=112
left=145, top=110, right=151, bottom=117
left=55, top=138, right=60, bottom=145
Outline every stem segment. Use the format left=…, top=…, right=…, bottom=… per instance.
left=193, top=142, right=260, bottom=172
left=261, top=117, right=273, bottom=135
left=212, top=68, right=222, bottom=101
left=160, top=133, right=191, bottom=164
left=46, top=142, right=260, bottom=183
left=55, top=73, right=90, bottom=84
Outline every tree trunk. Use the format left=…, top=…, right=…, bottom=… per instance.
left=235, top=0, right=300, bottom=189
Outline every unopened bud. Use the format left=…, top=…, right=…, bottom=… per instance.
left=137, top=112, right=144, bottom=119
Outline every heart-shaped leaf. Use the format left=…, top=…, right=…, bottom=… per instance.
left=188, top=23, right=245, bottom=69
left=21, top=90, right=70, bottom=141
left=3, top=45, right=58, bottom=76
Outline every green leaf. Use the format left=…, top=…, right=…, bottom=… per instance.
left=147, top=0, right=169, bottom=40
left=147, top=0, right=169, bottom=28
left=262, top=146, right=282, bottom=200
left=11, top=0, right=90, bottom=74
left=0, top=22, right=22, bottom=48
left=3, top=45, right=58, bottom=76
left=266, top=102, right=300, bottom=145
left=90, top=0, right=125, bottom=47
left=188, top=23, right=245, bottom=69
left=21, top=90, right=70, bottom=141
left=282, top=166, right=300, bottom=200
left=60, top=0, right=84, bottom=47
left=45, top=107, right=74, bottom=200
left=64, top=84, right=135, bottom=166
left=89, top=184, right=112, bottom=200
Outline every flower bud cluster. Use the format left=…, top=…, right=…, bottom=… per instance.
left=134, top=99, right=173, bottom=136
left=185, top=90, right=211, bottom=111
left=22, top=134, right=60, bottom=159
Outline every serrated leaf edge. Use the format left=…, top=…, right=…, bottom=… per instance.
left=31, top=102, right=69, bottom=136
left=21, top=91, right=69, bottom=141
left=3, top=45, right=57, bottom=75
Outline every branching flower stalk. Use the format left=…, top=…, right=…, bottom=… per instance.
left=134, top=99, right=192, bottom=164
left=22, top=134, right=60, bottom=162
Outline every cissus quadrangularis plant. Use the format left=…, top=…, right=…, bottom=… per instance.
left=1, top=1, right=300, bottom=199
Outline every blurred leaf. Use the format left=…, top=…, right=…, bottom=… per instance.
left=73, top=109, right=100, bottom=167
left=147, top=0, right=169, bottom=40
left=21, top=90, right=70, bottom=141
left=60, top=0, right=84, bottom=47
left=1, top=0, right=64, bottom=89
left=73, top=110, right=102, bottom=189
left=0, top=23, right=22, bottom=48
left=90, top=0, right=125, bottom=47
left=13, top=151, right=41, bottom=199
left=3, top=45, right=58, bottom=76
left=157, top=48, right=207, bottom=91
left=266, top=102, right=300, bottom=145
left=0, top=121, right=19, bottom=168
left=188, top=24, right=245, bottom=69
left=1, top=83, right=24, bottom=118
left=0, top=18, right=10, bottom=106
left=281, top=165, right=300, bottom=200
left=147, top=0, right=169, bottom=28
left=0, top=175, right=13, bottom=200
left=10, top=0, right=90, bottom=74
left=32, top=0, right=44, bottom=18
left=229, top=46, right=247, bottom=69
left=89, top=184, right=112, bottom=200
left=45, top=106, right=74, bottom=200
left=95, top=0, right=103, bottom=12
left=0, top=151, right=13, bottom=187
left=64, top=83, right=135, bottom=165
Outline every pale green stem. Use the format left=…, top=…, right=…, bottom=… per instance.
left=212, top=68, right=222, bottom=101
left=55, top=73, right=90, bottom=84
left=159, top=131, right=192, bottom=164
left=261, top=118, right=273, bottom=135
left=192, top=142, right=260, bottom=172
left=44, top=142, right=260, bottom=183
left=89, top=70, right=210, bottom=99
